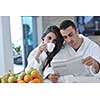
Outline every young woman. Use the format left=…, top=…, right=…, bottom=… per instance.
left=25, top=25, right=64, bottom=77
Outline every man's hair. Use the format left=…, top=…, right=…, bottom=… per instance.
left=60, top=20, right=77, bottom=30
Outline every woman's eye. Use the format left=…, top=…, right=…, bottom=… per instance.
left=48, top=36, right=52, bottom=40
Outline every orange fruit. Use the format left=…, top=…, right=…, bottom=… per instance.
left=24, top=74, right=33, bottom=83
left=31, top=70, right=39, bottom=78
left=17, top=80, right=25, bottom=83
left=29, top=78, right=42, bottom=83
left=37, top=75, right=43, bottom=82
left=29, top=80, right=35, bottom=83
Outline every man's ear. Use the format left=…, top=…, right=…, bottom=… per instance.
left=76, top=28, right=79, bottom=34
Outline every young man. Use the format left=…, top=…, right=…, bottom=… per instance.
left=44, top=20, right=100, bottom=83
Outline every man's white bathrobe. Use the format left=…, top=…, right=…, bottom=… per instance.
left=43, top=34, right=100, bottom=78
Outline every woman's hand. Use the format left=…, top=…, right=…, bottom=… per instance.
left=48, top=73, right=60, bottom=83
left=83, top=56, right=100, bottom=73
left=35, top=43, right=48, bottom=61
left=38, top=43, right=48, bottom=53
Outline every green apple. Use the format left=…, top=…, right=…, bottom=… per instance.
left=1, top=77, right=8, bottom=83
left=27, top=67, right=35, bottom=75
left=8, top=76, right=17, bottom=83
left=10, top=72, right=15, bottom=76
left=10, top=73, right=18, bottom=79
left=19, top=72, right=26, bottom=77
left=17, top=75, right=23, bottom=80
left=0, top=77, right=1, bottom=83
left=3, top=72, right=10, bottom=79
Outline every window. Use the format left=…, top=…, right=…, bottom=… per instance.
left=76, top=16, right=100, bottom=36
left=22, top=16, right=37, bottom=67
left=10, top=16, right=24, bottom=74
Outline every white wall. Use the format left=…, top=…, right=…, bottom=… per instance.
left=0, top=16, right=13, bottom=75
left=36, top=16, right=75, bottom=44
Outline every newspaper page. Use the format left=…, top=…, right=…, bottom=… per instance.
left=52, top=56, right=86, bottom=76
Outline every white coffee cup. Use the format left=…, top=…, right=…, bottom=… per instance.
left=47, top=43, right=55, bottom=52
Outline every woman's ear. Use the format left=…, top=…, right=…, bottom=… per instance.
left=41, top=36, right=44, bottom=41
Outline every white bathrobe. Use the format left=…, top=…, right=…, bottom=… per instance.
left=43, top=34, right=100, bottom=78
left=25, top=43, right=48, bottom=75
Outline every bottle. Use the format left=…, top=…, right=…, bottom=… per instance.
left=95, top=21, right=99, bottom=30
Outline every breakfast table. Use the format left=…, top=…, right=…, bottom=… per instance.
left=44, top=75, right=100, bottom=83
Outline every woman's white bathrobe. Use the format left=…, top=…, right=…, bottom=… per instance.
left=25, top=43, right=48, bottom=76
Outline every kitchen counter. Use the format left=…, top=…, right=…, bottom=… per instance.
left=44, top=75, right=100, bottom=83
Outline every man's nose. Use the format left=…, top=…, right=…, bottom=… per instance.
left=66, top=37, right=71, bottom=43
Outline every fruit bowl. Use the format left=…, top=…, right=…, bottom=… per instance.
left=0, top=67, right=44, bottom=83
left=17, top=67, right=44, bottom=83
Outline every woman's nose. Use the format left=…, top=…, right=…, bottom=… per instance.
left=49, top=40, right=53, bottom=43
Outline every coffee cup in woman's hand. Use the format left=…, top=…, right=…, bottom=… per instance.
left=47, top=43, right=55, bottom=52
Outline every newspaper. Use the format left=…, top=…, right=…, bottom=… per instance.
left=52, top=56, right=86, bottom=76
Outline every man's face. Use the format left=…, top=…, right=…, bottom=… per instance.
left=60, top=26, right=79, bottom=49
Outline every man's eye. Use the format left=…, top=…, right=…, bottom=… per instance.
left=69, top=33, right=73, bottom=37
left=63, top=36, right=67, bottom=39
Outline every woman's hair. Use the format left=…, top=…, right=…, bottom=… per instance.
left=42, top=25, right=64, bottom=72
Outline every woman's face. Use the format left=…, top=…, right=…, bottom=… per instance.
left=43, top=32, right=57, bottom=44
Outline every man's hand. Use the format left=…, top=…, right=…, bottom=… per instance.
left=83, top=56, right=100, bottom=73
left=48, top=73, right=60, bottom=83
